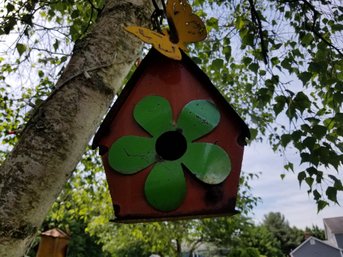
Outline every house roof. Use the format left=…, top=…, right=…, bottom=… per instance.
left=92, top=48, right=250, bottom=149
left=290, top=236, right=343, bottom=256
left=324, top=216, right=343, bottom=234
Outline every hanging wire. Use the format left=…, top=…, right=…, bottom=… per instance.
left=151, top=0, right=166, bottom=33
left=160, top=0, right=167, bottom=14
left=150, top=0, right=178, bottom=43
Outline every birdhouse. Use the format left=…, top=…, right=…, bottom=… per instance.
left=92, top=49, right=250, bottom=222
left=36, top=228, right=70, bottom=257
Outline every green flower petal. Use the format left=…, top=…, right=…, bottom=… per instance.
left=134, top=96, right=174, bottom=136
left=177, top=100, right=220, bottom=141
left=108, top=136, right=155, bottom=174
left=182, top=142, right=231, bottom=184
left=145, top=161, right=186, bottom=211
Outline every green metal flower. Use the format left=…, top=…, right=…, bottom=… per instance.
left=108, top=96, right=231, bottom=212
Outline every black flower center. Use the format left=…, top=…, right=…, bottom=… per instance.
left=155, top=130, right=187, bottom=161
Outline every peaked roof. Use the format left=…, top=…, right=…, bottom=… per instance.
left=92, top=48, right=250, bottom=149
left=290, top=236, right=343, bottom=256
left=324, top=216, right=343, bottom=234
left=41, top=228, right=70, bottom=239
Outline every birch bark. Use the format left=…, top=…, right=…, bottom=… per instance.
left=0, top=0, right=152, bottom=256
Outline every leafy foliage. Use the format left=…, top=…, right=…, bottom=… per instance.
left=191, top=0, right=343, bottom=209
left=262, top=212, right=304, bottom=256
left=0, top=0, right=105, bottom=161
left=304, top=225, right=325, bottom=240
left=26, top=149, right=111, bottom=257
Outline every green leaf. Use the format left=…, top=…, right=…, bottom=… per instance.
left=281, top=57, right=292, bottom=71
left=248, top=63, right=259, bottom=73
left=328, top=174, right=340, bottom=183
left=315, top=170, right=324, bottom=183
left=242, top=32, right=254, bottom=47
left=301, top=33, right=314, bottom=46
left=206, top=17, right=219, bottom=30
left=306, top=167, right=318, bottom=176
left=71, top=9, right=80, bottom=19
left=60, top=56, right=68, bottom=63
left=313, top=190, right=321, bottom=200
left=326, top=187, right=337, bottom=203
left=293, top=92, right=311, bottom=113
left=259, top=69, right=266, bottom=76
left=284, top=162, right=294, bottom=172
left=334, top=180, right=343, bottom=191
left=281, top=134, right=292, bottom=147
left=335, top=112, right=343, bottom=124
left=16, top=43, right=27, bottom=56
left=223, top=46, right=231, bottom=60
left=257, top=88, right=273, bottom=105
left=305, top=177, right=314, bottom=188
left=6, top=3, right=15, bottom=12
left=273, top=95, right=287, bottom=116
left=331, top=23, right=343, bottom=31
left=21, top=14, right=33, bottom=26
left=297, top=171, right=306, bottom=186
left=292, top=130, right=302, bottom=142
left=235, top=16, right=245, bottom=30
left=298, top=72, right=312, bottom=85
left=249, top=128, right=258, bottom=140
left=317, top=200, right=329, bottom=212
left=271, top=57, right=279, bottom=66
left=53, top=39, right=60, bottom=51
left=303, top=137, right=316, bottom=150
left=312, top=125, right=327, bottom=139
left=309, top=62, right=321, bottom=73
left=242, top=56, right=252, bottom=65
left=212, top=58, right=224, bottom=70
left=3, top=16, right=16, bottom=34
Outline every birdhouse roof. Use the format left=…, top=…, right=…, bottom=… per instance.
left=41, top=228, right=70, bottom=239
left=92, top=49, right=250, bottom=149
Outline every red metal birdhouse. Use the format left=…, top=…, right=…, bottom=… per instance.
left=92, top=49, right=250, bottom=222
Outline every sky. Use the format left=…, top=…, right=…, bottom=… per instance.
left=242, top=141, right=342, bottom=229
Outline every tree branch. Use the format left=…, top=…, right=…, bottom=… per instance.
left=0, top=1, right=153, bottom=256
left=247, top=0, right=269, bottom=64
left=301, top=0, right=343, bottom=57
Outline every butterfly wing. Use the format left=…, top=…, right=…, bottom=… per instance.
left=125, top=26, right=182, bottom=60
left=166, top=0, right=207, bottom=44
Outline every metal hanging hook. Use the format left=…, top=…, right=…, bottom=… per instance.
left=151, top=0, right=166, bottom=33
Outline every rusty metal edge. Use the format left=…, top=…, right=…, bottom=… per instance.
left=111, top=209, right=240, bottom=223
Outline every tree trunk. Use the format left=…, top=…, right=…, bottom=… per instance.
left=0, top=0, right=152, bottom=256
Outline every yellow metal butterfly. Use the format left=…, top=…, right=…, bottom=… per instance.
left=125, top=0, right=207, bottom=60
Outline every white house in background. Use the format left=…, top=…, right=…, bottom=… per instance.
left=290, top=216, right=343, bottom=257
